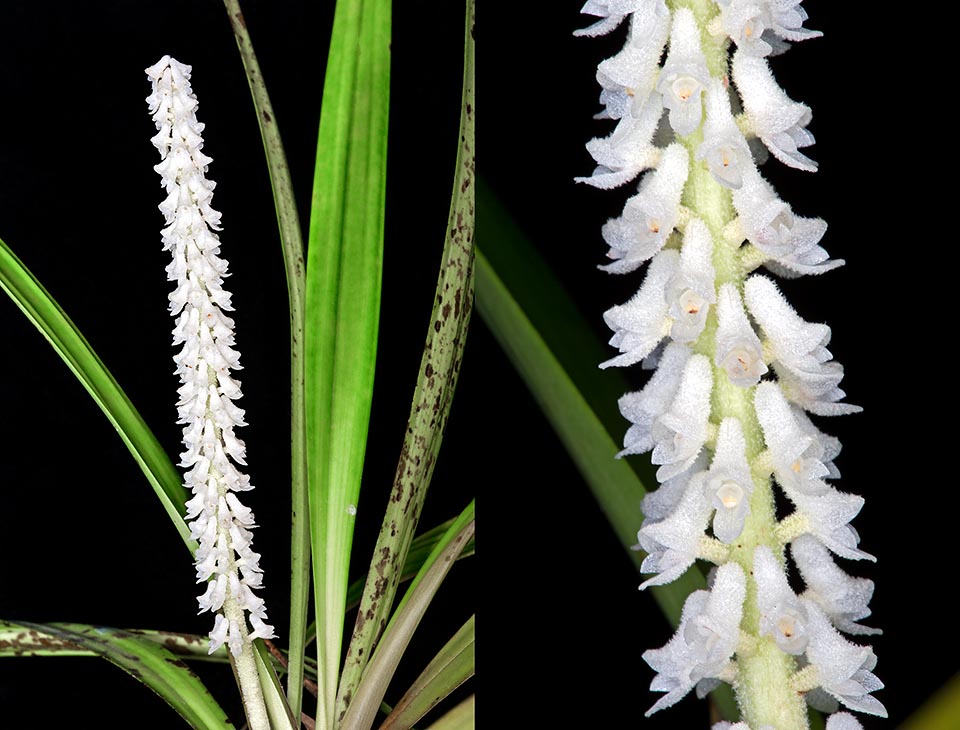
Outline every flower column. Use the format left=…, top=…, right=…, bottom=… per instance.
left=577, top=2, right=884, bottom=728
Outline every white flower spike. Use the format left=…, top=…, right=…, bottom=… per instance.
left=147, top=55, right=274, bottom=658
left=578, top=3, right=881, bottom=728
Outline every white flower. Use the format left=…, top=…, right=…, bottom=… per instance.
left=577, top=95, right=665, bottom=189
left=592, top=2, right=671, bottom=118
left=733, top=166, right=837, bottom=277
left=618, top=342, right=692, bottom=457
left=704, top=419, right=753, bottom=543
left=147, top=55, right=274, bottom=656
left=754, top=546, right=809, bottom=654
left=666, top=219, right=716, bottom=343
left=792, top=535, right=880, bottom=636
left=754, top=382, right=832, bottom=496
left=637, top=471, right=712, bottom=588
left=745, top=275, right=860, bottom=415
left=650, top=354, right=713, bottom=481
left=642, top=563, right=746, bottom=714
left=791, top=487, right=874, bottom=562
left=697, top=79, right=752, bottom=189
left=657, top=9, right=710, bottom=136
left=803, top=601, right=887, bottom=717
left=733, top=51, right=817, bottom=171
left=599, top=143, right=689, bottom=272
left=792, top=406, right=842, bottom=479
left=601, top=250, right=677, bottom=367
left=574, top=0, right=654, bottom=37
left=715, top=0, right=821, bottom=57
left=641, top=452, right=707, bottom=522
left=715, top=284, right=767, bottom=387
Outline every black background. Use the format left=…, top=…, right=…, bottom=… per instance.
left=0, top=2, right=954, bottom=729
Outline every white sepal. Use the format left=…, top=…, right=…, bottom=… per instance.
left=733, top=166, right=833, bottom=274
left=697, top=79, right=752, bottom=189
left=578, top=95, right=664, bottom=189
left=642, top=452, right=708, bottom=522
left=650, top=354, right=713, bottom=481
left=745, top=275, right=859, bottom=414
left=716, top=0, right=821, bottom=57
left=733, top=51, right=817, bottom=171
left=600, top=143, right=689, bottom=273
left=642, top=563, right=746, bottom=714
left=593, top=2, right=672, bottom=118
left=574, top=0, right=653, bottom=37
left=754, top=381, right=831, bottom=496
left=715, top=284, right=767, bottom=388
left=657, top=9, right=710, bottom=136
left=637, top=471, right=712, bottom=588
left=704, top=418, right=753, bottom=543
left=792, top=535, right=880, bottom=636
left=602, top=250, right=678, bottom=368
left=754, top=546, right=809, bottom=654
left=618, top=342, right=692, bottom=457
left=803, top=600, right=888, bottom=717
left=666, top=218, right=716, bottom=343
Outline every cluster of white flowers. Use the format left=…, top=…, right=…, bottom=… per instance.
left=577, top=3, right=883, bottom=728
left=146, top=55, right=275, bottom=657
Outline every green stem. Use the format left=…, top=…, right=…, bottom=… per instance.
left=668, top=1, right=808, bottom=727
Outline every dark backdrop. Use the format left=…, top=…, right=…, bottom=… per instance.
left=0, top=2, right=954, bottom=729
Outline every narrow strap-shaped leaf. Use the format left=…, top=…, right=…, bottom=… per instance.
left=302, top=521, right=476, bottom=637
left=335, top=0, right=475, bottom=720
left=0, top=237, right=190, bottom=549
left=303, top=0, right=391, bottom=727
left=3, top=621, right=233, bottom=730
left=475, top=183, right=739, bottom=719
left=251, top=640, right=299, bottom=730
left=424, top=695, right=473, bottom=730
left=381, top=615, right=474, bottom=730
left=338, top=501, right=474, bottom=730
left=220, top=1, right=310, bottom=717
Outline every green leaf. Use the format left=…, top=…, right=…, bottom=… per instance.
left=251, top=640, right=299, bottom=730
left=0, top=622, right=233, bottom=730
left=220, top=0, right=310, bottom=717
left=302, top=520, right=476, bottom=638
left=345, top=522, right=475, bottom=610
left=335, top=0, right=475, bottom=721
left=381, top=615, right=474, bottom=730
left=0, top=237, right=191, bottom=550
left=899, top=672, right=960, bottom=730
left=303, top=0, right=391, bottom=727
left=338, top=501, right=475, bottom=730
left=424, top=695, right=473, bottom=730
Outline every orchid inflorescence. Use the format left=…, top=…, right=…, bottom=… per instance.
left=576, top=2, right=884, bottom=728
left=146, top=55, right=275, bottom=659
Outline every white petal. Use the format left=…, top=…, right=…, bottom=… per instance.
left=715, top=284, right=767, bottom=387
left=733, top=51, right=817, bottom=171
left=600, top=143, right=689, bottom=273
left=601, top=250, right=678, bottom=367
